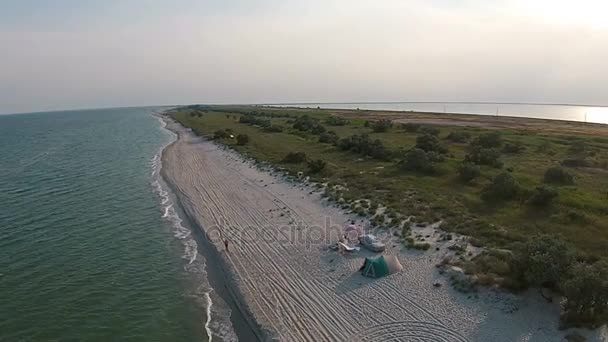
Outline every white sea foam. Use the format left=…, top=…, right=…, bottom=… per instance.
left=153, top=178, right=198, bottom=264
left=151, top=148, right=212, bottom=340
left=204, top=292, right=214, bottom=342
left=152, top=112, right=242, bottom=342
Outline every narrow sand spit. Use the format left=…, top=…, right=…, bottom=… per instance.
left=161, top=117, right=607, bottom=342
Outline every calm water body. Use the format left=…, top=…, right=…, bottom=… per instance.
left=275, top=102, right=608, bottom=124
left=0, top=108, right=221, bottom=341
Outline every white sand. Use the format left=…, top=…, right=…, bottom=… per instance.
left=161, top=116, right=607, bottom=342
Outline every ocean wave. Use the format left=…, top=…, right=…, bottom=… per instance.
left=150, top=143, right=213, bottom=341
left=152, top=113, right=239, bottom=342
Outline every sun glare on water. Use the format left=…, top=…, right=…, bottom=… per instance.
left=585, top=107, right=608, bottom=124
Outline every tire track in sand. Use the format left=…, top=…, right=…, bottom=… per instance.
left=162, top=121, right=466, bottom=341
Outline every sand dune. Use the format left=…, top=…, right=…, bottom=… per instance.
left=160, top=116, right=606, bottom=342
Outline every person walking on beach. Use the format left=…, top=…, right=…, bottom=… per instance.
left=224, top=239, right=229, bottom=252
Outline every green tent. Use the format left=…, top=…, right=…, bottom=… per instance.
left=361, top=255, right=403, bottom=278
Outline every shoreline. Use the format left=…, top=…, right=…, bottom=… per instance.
left=158, top=112, right=606, bottom=341
left=157, top=114, right=267, bottom=342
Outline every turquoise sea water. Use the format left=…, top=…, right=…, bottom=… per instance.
left=0, top=108, right=209, bottom=341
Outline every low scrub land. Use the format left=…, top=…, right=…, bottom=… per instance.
left=171, top=104, right=608, bottom=327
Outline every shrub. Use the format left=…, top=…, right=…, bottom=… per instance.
left=416, top=133, right=447, bottom=153
left=338, top=134, right=390, bottom=160
left=213, top=129, right=230, bottom=140
left=363, top=120, right=370, bottom=127
left=502, top=141, right=526, bottom=154
left=560, top=261, right=608, bottom=328
left=528, top=185, right=558, bottom=206
left=465, top=147, right=503, bottom=168
left=401, top=122, right=420, bottom=132
left=544, top=166, right=575, bottom=185
left=401, top=148, right=440, bottom=174
left=263, top=125, right=284, bottom=133
left=307, top=159, right=326, bottom=174
left=236, top=134, right=249, bottom=145
left=282, top=152, right=307, bottom=163
left=419, top=126, right=440, bottom=136
left=318, top=131, right=339, bottom=145
left=239, top=115, right=271, bottom=128
left=472, top=131, right=502, bottom=148
left=293, top=115, right=326, bottom=134
left=519, top=234, right=574, bottom=290
left=371, top=119, right=393, bottom=133
left=325, top=116, right=348, bottom=126
left=446, top=131, right=471, bottom=143
left=481, top=172, right=520, bottom=202
left=458, top=162, right=481, bottom=183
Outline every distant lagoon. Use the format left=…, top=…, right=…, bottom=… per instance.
left=268, top=102, right=608, bottom=124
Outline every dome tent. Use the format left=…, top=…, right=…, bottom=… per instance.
left=360, top=255, right=403, bottom=278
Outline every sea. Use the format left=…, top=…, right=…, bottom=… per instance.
left=0, top=107, right=236, bottom=342
left=271, top=102, right=608, bottom=124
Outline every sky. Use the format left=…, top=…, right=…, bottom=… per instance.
left=1, top=0, right=608, bottom=114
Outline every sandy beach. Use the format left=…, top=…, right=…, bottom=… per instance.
left=160, top=115, right=606, bottom=342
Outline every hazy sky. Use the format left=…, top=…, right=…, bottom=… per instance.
left=1, top=0, right=607, bottom=114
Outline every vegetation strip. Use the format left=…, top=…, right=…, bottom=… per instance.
left=171, top=105, right=608, bottom=328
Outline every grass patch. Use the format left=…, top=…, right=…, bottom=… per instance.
left=170, top=106, right=608, bottom=262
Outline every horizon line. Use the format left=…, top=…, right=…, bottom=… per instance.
left=2, top=100, right=607, bottom=116
left=258, top=101, right=608, bottom=108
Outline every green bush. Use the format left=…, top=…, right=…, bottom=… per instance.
left=293, top=115, right=326, bottom=134
left=307, top=159, right=327, bottom=173
left=519, top=234, right=574, bottom=290
left=236, top=134, right=250, bottom=145
left=560, top=261, right=608, bottom=328
left=472, top=131, right=502, bottom=148
left=338, top=134, right=391, bottom=160
left=239, top=115, right=271, bottom=128
left=401, top=122, right=420, bottom=132
left=416, top=133, right=447, bottom=153
left=528, top=185, right=559, bottom=206
left=419, top=126, right=440, bottom=136
left=325, top=116, right=348, bottom=126
left=502, top=141, right=526, bottom=154
left=401, top=148, right=443, bottom=175
left=544, top=166, right=575, bottom=185
left=465, top=147, right=503, bottom=168
left=318, top=131, right=339, bottom=145
left=481, top=172, right=520, bottom=202
left=446, top=131, right=471, bottom=143
left=282, top=152, right=307, bottom=163
left=213, top=129, right=230, bottom=140
left=458, top=162, right=481, bottom=183
left=371, top=119, right=393, bottom=133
